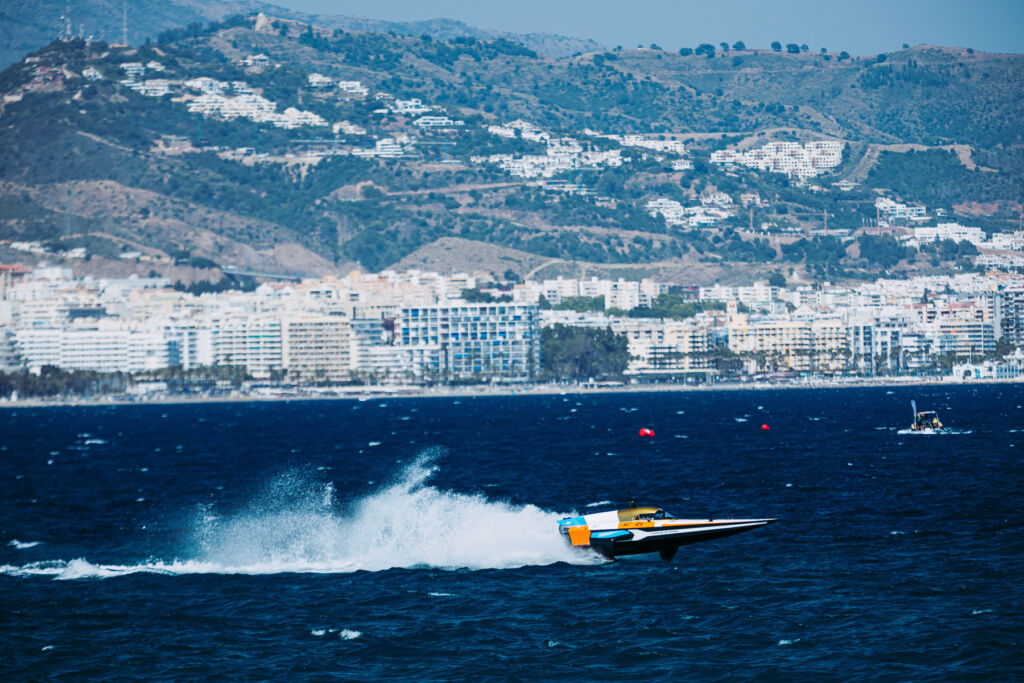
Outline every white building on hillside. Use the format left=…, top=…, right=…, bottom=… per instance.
left=711, top=140, right=843, bottom=179
left=337, top=80, right=369, bottom=98
left=876, top=197, right=928, bottom=224
left=906, top=223, right=986, bottom=248
left=307, top=73, right=334, bottom=88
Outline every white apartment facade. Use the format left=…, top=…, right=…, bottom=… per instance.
left=398, top=303, right=541, bottom=381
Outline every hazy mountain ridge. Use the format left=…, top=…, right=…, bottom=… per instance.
left=0, top=0, right=602, bottom=70
left=298, top=15, right=603, bottom=59
left=0, top=16, right=1020, bottom=284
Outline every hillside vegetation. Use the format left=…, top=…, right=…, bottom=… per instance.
left=0, top=16, right=1021, bottom=283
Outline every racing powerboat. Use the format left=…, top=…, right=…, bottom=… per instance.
left=910, top=400, right=943, bottom=431
left=558, top=505, right=775, bottom=561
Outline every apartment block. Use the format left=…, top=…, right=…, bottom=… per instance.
left=609, top=318, right=713, bottom=376
left=209, top=315, right=283, bottom=378
left=281, top=314, right=351, bottom=382
left=398, top=303, right=541, bottom=381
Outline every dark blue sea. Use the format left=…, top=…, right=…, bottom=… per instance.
left=2, top=385, right=1022, bottom=680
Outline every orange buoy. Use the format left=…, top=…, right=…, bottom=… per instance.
left=639, top=427, right=655, bottom=437
left=761, top=423, right=770, bottom=431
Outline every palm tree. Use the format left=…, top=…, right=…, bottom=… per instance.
left=889, top=344, right=903, bottom=375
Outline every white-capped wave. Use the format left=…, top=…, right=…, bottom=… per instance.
left=8, top=539, right=41, bottom=549
left=1, top=451, right=601, bottom=580
left=0, top=558, right=142, bottom=579
left=896, top=428, right=973, bottom=436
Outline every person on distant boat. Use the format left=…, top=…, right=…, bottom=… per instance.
left=912, top=411, right=941, bottom=430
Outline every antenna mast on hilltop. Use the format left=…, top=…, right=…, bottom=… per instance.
left=122, top=0, right=128, bottom=46
left=60, top=0, right=72, bottom=40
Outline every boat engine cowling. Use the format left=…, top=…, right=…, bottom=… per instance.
left=558, top=516, right=591, bottom=546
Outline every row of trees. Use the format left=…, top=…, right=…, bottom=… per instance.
left=539, top=294, right=733, bottom=320
left=679, top=42, right=851, bottom=60
left=0, top=365, right=256, bottom=399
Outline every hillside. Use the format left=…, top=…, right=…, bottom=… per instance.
left=0, top=16, right=1021, bottom=284
left=0, top=0, right=602, bottom=70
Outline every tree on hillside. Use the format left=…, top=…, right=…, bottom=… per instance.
left=877, top=53, right=887, bottom=63
left=695, top=43, right=716, bottom=58
left=679, top=47, right=693, bottom=56
left=551, top=296, right=605, bottom=313
left=719, top=42, right=729, bottom=52
left=461, top=288, right=512, bottom=303
left=857, top=234, right=915, bottom=268
left=800, top=44, right=809, bottom=52
left=732, top=41, right=745, bottom=50
left=786, top=43, right=800, bottom=54
left=771, top=41, right=782, bottom=51
left=620, top=295, right=727, bottom=320
left=820, top=47, right=827, bottom=54
left=839, top=51, right=850, bottom=60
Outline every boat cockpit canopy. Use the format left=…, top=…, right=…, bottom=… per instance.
left=618, top=507, right=671, bottom=521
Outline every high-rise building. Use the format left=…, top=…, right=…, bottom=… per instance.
left=209, top=315, right=282, bottom=378
left=281, top=314, right=351, bottom=383
left=398, top=303, right=540, bottom=382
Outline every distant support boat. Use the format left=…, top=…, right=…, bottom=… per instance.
left=910, top=400, right=943, bottom=431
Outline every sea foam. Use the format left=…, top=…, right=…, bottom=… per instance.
left=1, top=451, right=600, bottom=580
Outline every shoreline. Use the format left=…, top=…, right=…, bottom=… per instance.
left=0, top=375, right=1019, bottom=409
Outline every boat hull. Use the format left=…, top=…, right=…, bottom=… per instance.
left=589, top=520, right=774, bottom=560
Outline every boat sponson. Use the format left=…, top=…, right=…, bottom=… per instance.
left=590, top=520, right=774, bottom=559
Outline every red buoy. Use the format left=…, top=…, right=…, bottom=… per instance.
left=761, top=423, right=770, bottom=431
left=639, top=427, right=655, bottom=437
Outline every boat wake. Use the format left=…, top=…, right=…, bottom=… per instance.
left=1, top=452, right=601, bottom=580
left=896, top=428, right=973, bottom=436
